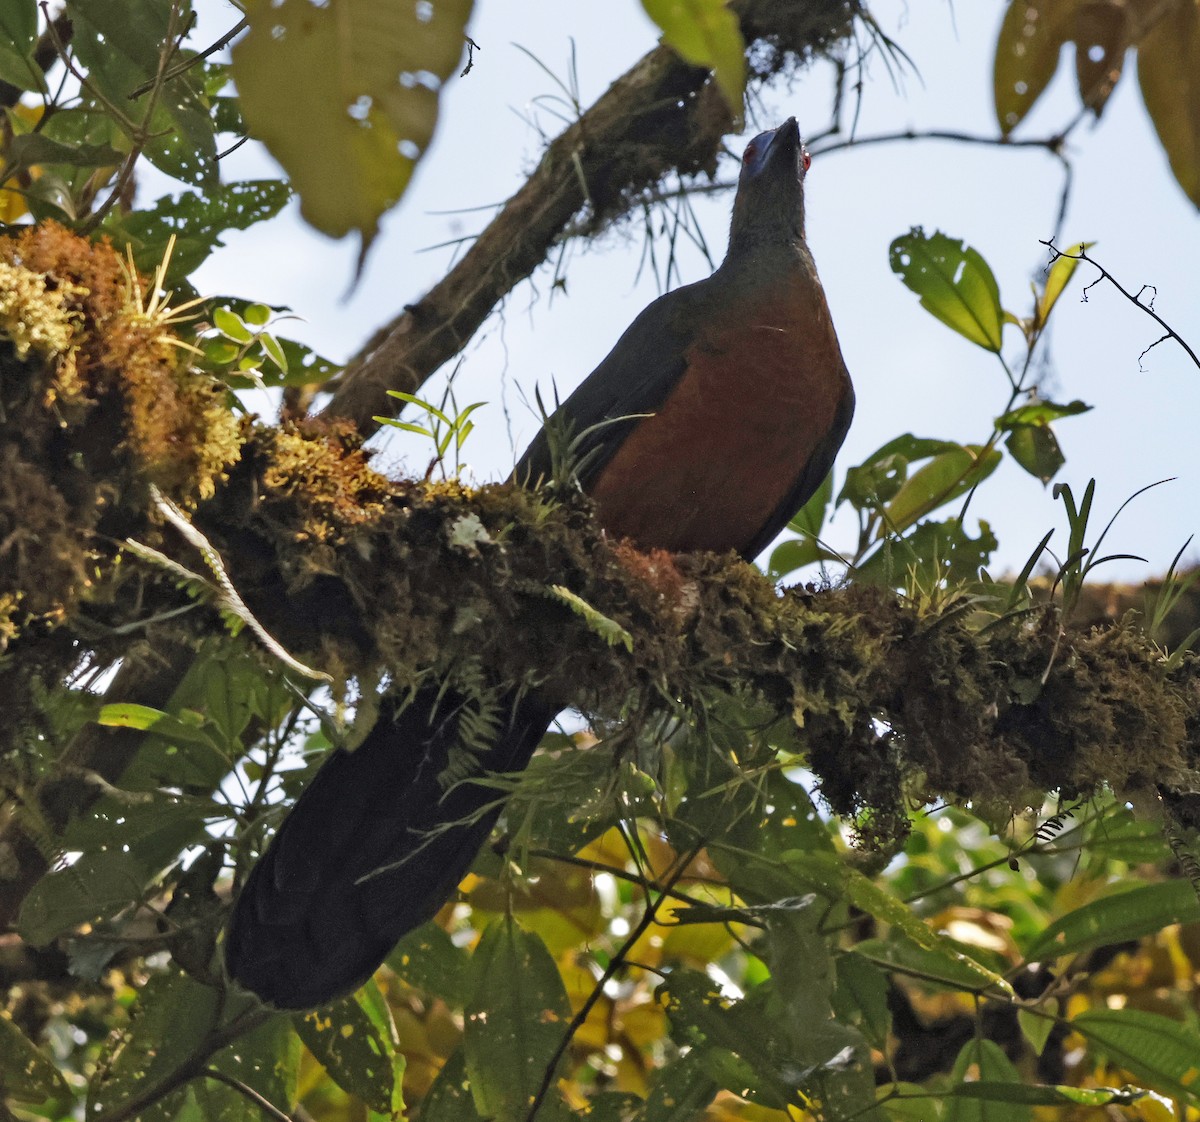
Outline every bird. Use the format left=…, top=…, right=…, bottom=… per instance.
left=224, top=117, right=854, bottom=1009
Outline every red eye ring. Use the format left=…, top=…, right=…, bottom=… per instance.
left=743, top=142, right=757, bottom=163
left=801, top=146, right=812, bottom=172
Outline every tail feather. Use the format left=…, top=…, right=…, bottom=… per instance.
left=224, top=686, right=555, bottom=1009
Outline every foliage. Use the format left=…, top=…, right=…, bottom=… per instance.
left=0, top=3, right=1198, bottom=1122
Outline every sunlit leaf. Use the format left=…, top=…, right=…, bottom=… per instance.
left=232, top=0, right=473, bottom=252
left=1036, top=242, right=1095, bottom=329
left=885, top=445, right=1002, bottom=532
left=890, top=230, right=1004, bottom=351
left=640, top=0, right=746, bottom=122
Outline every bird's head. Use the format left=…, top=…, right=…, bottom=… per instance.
left=728, top=117, right=810, bottom=253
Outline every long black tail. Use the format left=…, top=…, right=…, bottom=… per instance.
left=224, top=685, right=556, bottom=1009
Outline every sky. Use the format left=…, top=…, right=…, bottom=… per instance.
left=180, top=0, right=1200, bottom=586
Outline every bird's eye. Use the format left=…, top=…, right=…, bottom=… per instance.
left=801, top=146, right=812, bottom=172
left=743, top=143, right=757, bottom=163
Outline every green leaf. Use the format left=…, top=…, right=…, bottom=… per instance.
left=70, top=0, right=218, bottom=186
left=0, top=1013, right=72, bottom=1109
left=767, top=535, right=829, bottom=579
left=1023, top=880, right=1200, bottom=963
left=884, top=445, right=1002, bottom=532
left=547, top=584, right=633, bottom=652
left=1036, top=242, right=1094, bottom=328
left=18, top=797, right=216, bottom=944
left=890, top=230, right=1005, bottom=351
left=86, top=971, right=221, bottom=1119
left=997, top=399, right=1091, bottom=428
left=213, top=306, right=252, bottom=343
left=97, top=702, right=168, bottom=730
left=5, top=133, right=124, bottom=172
left=1072, top=1008, right=1200, bottom=1105
left=854, top=517, right=998, bottom=587
left=463, top=919, right=573, bottom=1122
left=1005, top=423, right=1064, bottom=484
left=641, top=1048, right=720, bottom=1121
left=1138, top=5, right=1200, bottom=207
left=640, top=0, right=746, bottom=122
left=878, top=1082, right=942, bottom=1121
left=204, top=1015, right=301, bottom=1117
left=0, top=0, right=41, bottom=90
left=1017, top=1008, right=1055, bottom=1056
left=420, top=1049, right=485, bottom=1122
left=387, top=923, right=472, bottom=1007
left=231, top=0, right=474, bottom=250
left=295, top=983, right=403, bottom=1115
left=834, top=952, right=891, bottom=1048
left=944, top=1039, right=1030, bottom=1122
left=104, top=180, right=292, bottom=282
left=855, top=936, right=1011, bottom=994
left=243, top=303, right=272, bottom=327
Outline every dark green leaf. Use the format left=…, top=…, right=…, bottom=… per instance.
left=463, top=919, right=572, bottom=1121
left=205, top=1015, right=300, bottom=1117
left=0, top=0, right=41, bottom=90
left=641, top=1048, right=720, bottom=1121
left=854, top=518, right=997, bottom=587
left=5, top=133, right=125, bottom=172
left=1024, top=880, right=1200, bottom=963
left=834, top=952, right=891, bottom=1048
left=1005, top=423, right=1064, bottom=484
left=855, top=936, right=1010, bottom=993
left=1072, top=1009, right=1200, bottom=1105
left=387, top=923, right=472, bottom=1007
left=70, top=0, right=218, bottom=187
left=890, top=230, right=1004, bottom=351
left=420, top=1049, right=484, bottom=1122
left=18, top=797, right=215, bottom=944
left=86, top=971, right=220, bottom=1119
left=0, top=1014, right=71, bottom=1108
left=104, top=180, right=291, bottom=282
left=944, top=1039, right=1030, bottom=1122
left=295, top=984, right=403, bottom=1115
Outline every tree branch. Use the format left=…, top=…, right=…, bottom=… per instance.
left=321, top=0, right=859, bottom=433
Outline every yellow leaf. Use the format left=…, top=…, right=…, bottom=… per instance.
left=232, top=0, right=473, bottom=249
left=993, top=0, right=1082, bottom=134
left=641, top=0, right=746, bottom=124
left=1137, top=0, right=1200, bottom=207
left=1073, top=0, right=1132, bottom=115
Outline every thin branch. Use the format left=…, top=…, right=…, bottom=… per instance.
left=524, top=842, right=704, bottom=1122
left=91, top=1007, right=276, bottom=1122
left=127, top=16, right=249, bottom=99
left=1041, top=239, right=1200, bottom=372
left=201, top=1068, right=294, bottom=1122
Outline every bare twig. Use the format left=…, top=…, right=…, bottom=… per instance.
left=1041, top=239, right=1200, bottom=372
left=127, top=16, right=249, bottom=99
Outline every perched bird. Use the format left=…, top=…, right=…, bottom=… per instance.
left=225, top=118, right=854, bottom=1009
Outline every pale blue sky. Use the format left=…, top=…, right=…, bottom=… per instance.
left=182, top=0, right=1200, bottom=584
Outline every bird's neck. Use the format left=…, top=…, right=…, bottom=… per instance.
left=719, top=235, right=818, bottom=288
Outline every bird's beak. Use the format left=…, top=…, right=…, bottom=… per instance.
left=764, top=117, right=801, bottom=169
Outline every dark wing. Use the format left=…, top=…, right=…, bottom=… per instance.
left=513, top=278, right=710, bottom=490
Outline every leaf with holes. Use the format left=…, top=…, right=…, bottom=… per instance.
left=890, top=230, right=1005, bottom=351
left=231, top=0, right=473, bottom=253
